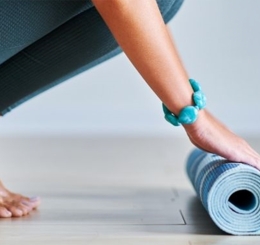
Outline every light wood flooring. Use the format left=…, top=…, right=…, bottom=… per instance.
left=0, top=136, right=260, bottom=244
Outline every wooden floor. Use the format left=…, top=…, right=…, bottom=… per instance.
left=0, top=136, right=260, bottom=244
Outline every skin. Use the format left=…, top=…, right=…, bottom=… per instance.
left=91, top=0, right=260, bottom=167
left=0, top=180, right=40, bottom=218
left=0, top=0, right=259, bottom=218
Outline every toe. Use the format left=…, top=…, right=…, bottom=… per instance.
left=16, top=204, right=30, bottom=216
left=15, top=196, right=41, bottom=211
left=6, top=206, right=23, bottom=217
left=28, top=197, right=41, bottom=209
left=0, top=207, right=12, bottom=218
left=20, top=200, right=33, bottom=210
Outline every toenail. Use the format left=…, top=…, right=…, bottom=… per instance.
left=21, top=201, right=31, bottom=206
left=30, top=196, right=40, bottom=202
left=5, top=211, right=11, bottom=216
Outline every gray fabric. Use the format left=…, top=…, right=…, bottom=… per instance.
left=0, top=0, right=184, bottom=116
left=0, top=1, right=93, bottom=65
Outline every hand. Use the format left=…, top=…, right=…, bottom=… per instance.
left=184, top=110, right=260, bottom=170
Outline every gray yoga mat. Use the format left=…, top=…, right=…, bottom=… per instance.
left=186, top=148, right=260, bottom=235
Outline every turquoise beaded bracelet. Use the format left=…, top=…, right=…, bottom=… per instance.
left=162, top=79, right=206, bottom=126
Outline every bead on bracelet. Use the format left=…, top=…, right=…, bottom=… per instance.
left=162, top=79, right=206, bottom=126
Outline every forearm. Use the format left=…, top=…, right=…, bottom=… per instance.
left=92, top=0, right=193, bottom=116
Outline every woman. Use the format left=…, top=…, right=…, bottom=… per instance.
left=0, top=0, right=259, bottom=218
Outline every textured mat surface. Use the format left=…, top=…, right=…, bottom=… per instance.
left=186, top=148, right=260, bottom=235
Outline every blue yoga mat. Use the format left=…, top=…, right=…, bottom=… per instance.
left=186, top=148, right=260, bottom=235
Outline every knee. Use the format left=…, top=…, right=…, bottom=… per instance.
left=156, top=0, right=185, bottom=23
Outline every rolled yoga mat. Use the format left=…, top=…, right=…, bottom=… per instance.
left=186, top=148, right=260, bottom=235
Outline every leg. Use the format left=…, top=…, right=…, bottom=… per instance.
left=0, top=6, right=120, bottom=115
left=0, top=0, right=184, bottom=115
left=0, top=1, right=92, bottom=64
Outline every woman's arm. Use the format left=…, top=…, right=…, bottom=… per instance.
left=92, top=0, right=260, bottom=169
left=92, top=0, right=192, bottom=115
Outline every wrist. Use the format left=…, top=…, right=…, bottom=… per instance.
left=183, top=109, right=207, bottom=134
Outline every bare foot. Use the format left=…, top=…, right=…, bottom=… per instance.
left=0, top=180, right=40, bottom=218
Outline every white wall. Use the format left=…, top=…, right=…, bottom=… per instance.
left=1, top=0, right=260, bottom=137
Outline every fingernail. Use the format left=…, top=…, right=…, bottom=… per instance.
left=30, top=196, right=40, bottom=202
left=5, top=210, right=11, bottom=217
